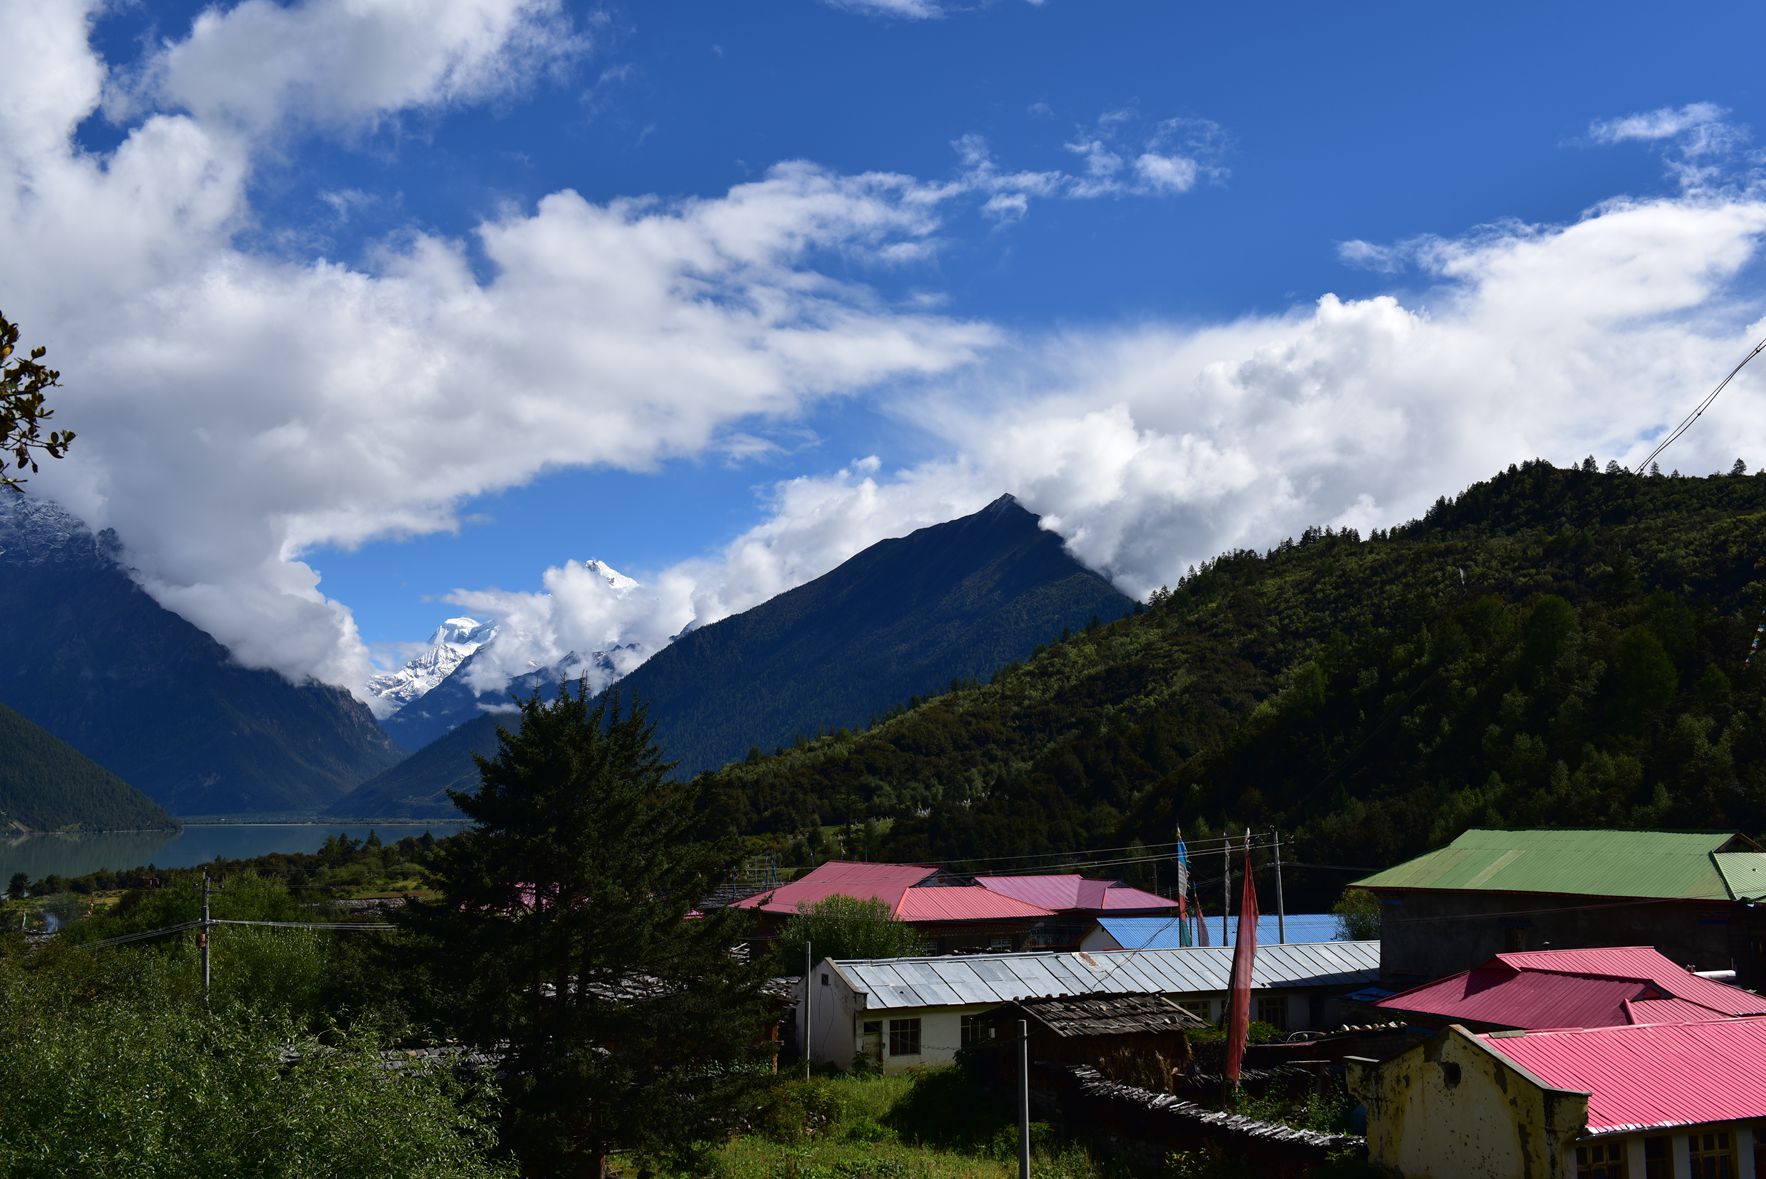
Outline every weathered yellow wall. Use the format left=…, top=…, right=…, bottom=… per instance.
left=1349, top=1027, right=1588, bottom=1179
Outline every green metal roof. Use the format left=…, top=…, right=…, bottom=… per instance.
left=1715, top=853, right=1766, bottom=902
left=1354, top=829, right=1760, bottom=901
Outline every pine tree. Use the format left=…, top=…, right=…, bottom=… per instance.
left=402, top=685, right=773, bottom=1176
left=1732, top=458, right=1749, bottom=476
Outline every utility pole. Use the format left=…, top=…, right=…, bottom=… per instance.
left=1274, top=830, right=1287, bottom=945
left=200, top=870, right=212, bottom=1010
left=1018, top=1018, right=1031, bottom=1179
left=804, top=941, right=813, bottom=1080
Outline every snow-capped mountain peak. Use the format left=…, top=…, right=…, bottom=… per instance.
left=366, top=615, right=497, bottom=713
left=430, top=616, right=495, bottom=648
left=583, top=559, right=639, bottom=594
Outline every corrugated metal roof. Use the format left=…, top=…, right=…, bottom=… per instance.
left=1713, top=852, right=1766, bottom=901
left=830, top=941, right=1380, bottom=1012
left=1375, top=946, right=1766, bottom=1029
left=1353, top=829, right=1754, bottom=900
left=1096, top=914, right=1344, bottom=950
left=1481, top=1018, right=1766, bottom=1134
left=1011, top=993, right=1207, bottom=1037
left=1380, top=970, right=1648, bottom=1030
left=976, top=874, right=1178, bottom=913
left=731, top=860, right=937, bottom=915
left=1622, top=997, right=1731, bottom=1024
left=894, top=886, right=1052, bottom=923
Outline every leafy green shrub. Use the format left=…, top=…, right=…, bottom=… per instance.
left=0, top=944, right=509, bottom=1177
left=747, top=1077, right=846, bottom=1143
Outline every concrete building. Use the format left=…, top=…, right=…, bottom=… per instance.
left=1353, top=828, right=1766, bottom=986
left=801, top=941, right=1380, bottom=1072
left=1350, top=1019, right=1766, bottom=1178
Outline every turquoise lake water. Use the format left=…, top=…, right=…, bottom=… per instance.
left=0, top=822, right=470, bottom=882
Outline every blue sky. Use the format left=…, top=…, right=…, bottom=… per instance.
left=8, top=0, right=1766, bottom=703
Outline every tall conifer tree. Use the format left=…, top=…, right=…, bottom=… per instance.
left=402, top=685, right=772, bottom=1176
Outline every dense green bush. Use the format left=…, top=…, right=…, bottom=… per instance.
left=0, top=937, right=508, bottom=1177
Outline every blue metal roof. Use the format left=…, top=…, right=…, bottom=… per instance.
left=1096, top=913, right=1344, bottom=950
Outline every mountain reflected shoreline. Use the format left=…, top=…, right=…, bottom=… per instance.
left=1, top=822, right=469, bottom=883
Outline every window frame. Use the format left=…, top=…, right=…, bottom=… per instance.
left=1641, top=1135, right=1670, bottom=1179
left=888, top=1017, right=922, bottom=1057
left=1573, top=1138, right=1628, bottom=1179
left=1688, top=1128, right=1736, bottom=1179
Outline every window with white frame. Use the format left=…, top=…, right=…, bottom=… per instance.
left=960, top=1014, right=993, bottom=1047
left=888, top=1018, right=921, bottom=1057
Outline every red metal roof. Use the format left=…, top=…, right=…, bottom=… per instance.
left=975, top=874, right=1178, bottom=913
left=894, top=886, right=1053, bottom=924
left=730, top=862, right=1052, bottom=924
left=1375, top=946, right=1766, bottom=1029
left=1482, top=1017, right=1766, bottom=1133
left=731, top=860, right=937, bottom=916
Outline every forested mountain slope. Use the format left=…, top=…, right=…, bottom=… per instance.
left=330, top=495, right=1133, bottom=817
left=0, top=701, right=174, bottom=833
left=696, top=463, right=1766, bottom=908
left=0, top=497, right=401, bottom=815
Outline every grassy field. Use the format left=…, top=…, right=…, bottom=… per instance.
left=677, top=1069, right=1131, bottom=1179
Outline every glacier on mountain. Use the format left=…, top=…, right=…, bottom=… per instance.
left=376, top=559, right=649, bottom=745
left=365, top=616, right=497, bottom=712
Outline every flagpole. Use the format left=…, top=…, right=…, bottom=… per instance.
left=1221, top=836, right=1229, bottom=947
left=1224, top=827, right=1259, bottom=1095
left=1274, top=829, right=1287, bottom=945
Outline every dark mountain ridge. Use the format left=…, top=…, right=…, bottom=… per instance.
left=0, top=497, right=401, bottom=815
left=0, top=699, right=174, bottom=833
left=691, top=462, right=1766, bottom=909
left=329, top=495, right=1134, bottom=817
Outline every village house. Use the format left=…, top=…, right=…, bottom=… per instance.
left=1371, top=945, right=1766, bottom=1032
left=972, top=874, right=1179, bottom=949
left=978, top=994, right=1205, bottom=1089
left=801, top=941, right=1380, bottom=1072
left=734, top=860, right=1183, bottom=955
left=1352, top=829, right=1766, bottom=986
left=733, top=860, right=1054, bottom=953
left=1349, top=1018, right=1766, bottom=1178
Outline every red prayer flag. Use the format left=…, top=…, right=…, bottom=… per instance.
left=1224, top=836, right=1258, bottom=1086
left=1193, top=888, right=1209, bottom=947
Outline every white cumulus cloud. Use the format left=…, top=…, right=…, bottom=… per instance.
left=457, top=189, right=1766, bottom=685
left=2, top=0, right=994, bottom=702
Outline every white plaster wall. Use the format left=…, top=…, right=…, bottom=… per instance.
left=804, top=964, right=859, bottom=1067
left=1078, top=926, right=1119, bottom=952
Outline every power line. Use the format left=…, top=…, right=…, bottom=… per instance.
left=1635, top=334, right=1766, bottom=474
